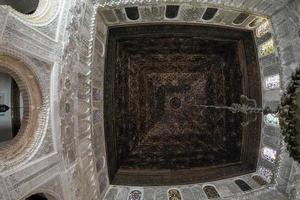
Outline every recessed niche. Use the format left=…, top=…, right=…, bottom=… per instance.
left=0, top=72, right=24, bottom=143
left=104, top=24, right=261, bottom=185
left=0, top=0, right=39, bottom=14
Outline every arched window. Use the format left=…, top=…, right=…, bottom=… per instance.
left=264, top=113, right=279, bottom=126
left=262, top=147, right=277, bottom=163
left=168, top=189, right=182, bottom=200
left=252, top=175, right=268, bottom=185
left=202, top=8, right=218, bottom=20
left=128, top=190, right=142, bottom=200
left=259, top=39, right=276, bottom=57
left=258, top=167, right=273, bottom=183
left=165, top=5, right=180, bottom=19
left=26, top=193, right=47, bottom=200
left=0, top=0, right=39, bottom=14
left=203, top=185, right=220, bottom=199
left=256, top=21, right=271, bottom=38
left=265, top=74, right=280, bottom=90
left=234, top=179, right=252, bottom=191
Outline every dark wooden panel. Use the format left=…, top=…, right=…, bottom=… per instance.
left=103, top=24, right=261, bottom=185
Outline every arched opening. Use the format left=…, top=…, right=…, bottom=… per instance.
left=0, top=72, right=24, bottom=142
left=0, top=0, right=39, bottom=14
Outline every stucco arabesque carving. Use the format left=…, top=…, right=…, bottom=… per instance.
left=59, top=0, right=101, bottom=199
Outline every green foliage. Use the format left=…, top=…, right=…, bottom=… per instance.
left=279, top=67, right=300, bottom=163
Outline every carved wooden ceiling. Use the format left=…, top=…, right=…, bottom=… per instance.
left=104, top=24, right=261, bottom=185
